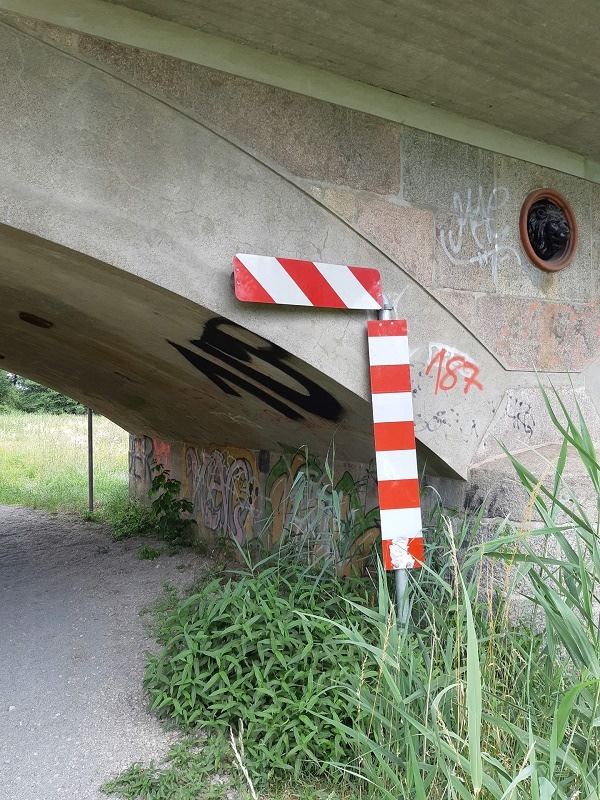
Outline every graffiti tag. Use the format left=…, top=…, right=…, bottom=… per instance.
left=169, top=319, right=342, bottom=422
left=414, top=408, right=460, bottom=434
left=425, top=344, right=483, bottom=395
left=186, top=448, right=257, bottom=544
left=506, top=396, right=535, bottom=438
left=439, top=186, right=521, bottom=271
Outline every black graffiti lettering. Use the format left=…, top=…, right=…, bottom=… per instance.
left=168, top=318, right=343, bottom=422
left=169, top=341, right=303, bottom=420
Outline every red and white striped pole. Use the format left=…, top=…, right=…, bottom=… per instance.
left=231, top=253, right=424, bottom=621
left=368, top=304, right=424, bottom=623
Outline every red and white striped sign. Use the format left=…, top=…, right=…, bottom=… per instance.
left=234, top=254, right=383, bottom=310
left=367, top=319, right=424, bottom=570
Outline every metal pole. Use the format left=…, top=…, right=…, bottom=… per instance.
left=378, top=301, right=410, bottom=625
left=87, top=407, right=94, bottom=513
left=395, top=562, right=409, bottom=624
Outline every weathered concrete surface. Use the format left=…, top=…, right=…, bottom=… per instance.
left=0, top=22, right=516, bottom=478
left=90, top=0, right=600, bottom=163
left=42, top=23, right=600, bottom=377
left=2, top=20, right=600, bottom=487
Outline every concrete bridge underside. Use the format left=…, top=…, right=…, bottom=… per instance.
left=2, top=19, right=600, bottom=490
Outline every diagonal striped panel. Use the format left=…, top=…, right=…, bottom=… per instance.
left=313, top=261, right=382, bottom=309
left=234, top=254, right=312, bottom=305
left=233, top=257, right=276, bottom=304
left=277, top=258, right=346, bottom=308
left=233, top=254, right=383, bottom=309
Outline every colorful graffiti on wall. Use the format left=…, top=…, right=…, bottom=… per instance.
left=181, top=442, right=381, bottom=574
left=185, top=446, right=259, bottom=545
left=129, top=435, right=382, bottom=573
left=129, top=436, right=171, bottom=480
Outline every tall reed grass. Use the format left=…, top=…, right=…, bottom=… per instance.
left=0, top=411, right=129, bottom=513
left=315, top=385, right=600, bottom=799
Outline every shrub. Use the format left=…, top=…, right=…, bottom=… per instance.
left=144, top=554, right=372, bottom=785
left=148, top=464, right=196, bottom=547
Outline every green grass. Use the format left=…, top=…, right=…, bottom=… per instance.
left=104, top=382, right=600, bottom=800
left=0, top=411, right=129, bottom=515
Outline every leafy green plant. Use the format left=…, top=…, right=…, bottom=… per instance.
left=107, top=499, right=152, bottom=541
left=148, top=464, right=196, bottom=547
left=144, top=550, right=372, bottom=786
left=101, top=734, right=246, bottom=800
left=137, top=545, right=161, bottom=560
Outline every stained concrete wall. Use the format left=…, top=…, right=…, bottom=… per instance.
left=2, top=13, right=600, bottom=551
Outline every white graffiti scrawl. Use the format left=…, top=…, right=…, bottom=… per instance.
left=186, top=448, right=256, bottom=544
left=439, top=187, right=521, bottom=284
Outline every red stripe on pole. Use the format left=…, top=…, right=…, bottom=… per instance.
left=382, top=537, right=424, bottom=570
left=276, top=258, right=346, bottom=308
left=382, top=540, right=392, bottom=570
left=233, top=257, right=276, bottom=304
left=369, top=364, right=412, bottom=394
left=348, top=266, right=383, bottom=305
left=373, top=421, right=416, bottom=451
left=378, top=479, right=420, bottom=510
left=367, top=319, right=408, bottom=337
left=408, top=537, right=425, bottom=565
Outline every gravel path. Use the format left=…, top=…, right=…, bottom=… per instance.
left=0, top=505, right=213, bottom=800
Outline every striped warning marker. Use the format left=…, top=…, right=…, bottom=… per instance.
left=234, top=254, right=383, bottom=310
left=368, top=319, right=424, bottom=570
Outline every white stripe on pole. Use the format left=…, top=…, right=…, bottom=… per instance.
left=375, top=449, right=419, bottom=481
left=379, top=507, right=423, bottom=538
left=240, top=254, right=313, bottom=305
left=368, top=335, right=410, bottom=366
left=371, top=392, right=415, bottom=423
left=313, top=261, right=381, bottom=309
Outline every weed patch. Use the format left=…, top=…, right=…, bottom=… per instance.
left=144, top=555, right=372, bottom=786
left=148, top=464, right=196, bottom=547
left=101, top=734, right=248, bottom=800
left=137, top=545, right=161, bottom=560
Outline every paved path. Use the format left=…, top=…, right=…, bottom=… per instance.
left=0, top=505, right=211, bottom=800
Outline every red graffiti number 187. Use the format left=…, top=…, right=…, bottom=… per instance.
left=425, top=348, right=484, bottom=395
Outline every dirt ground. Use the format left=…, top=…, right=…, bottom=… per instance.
left=0, top=505, right=213, bottom=800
